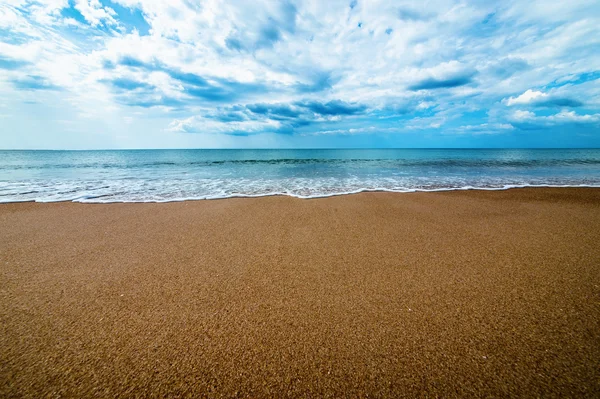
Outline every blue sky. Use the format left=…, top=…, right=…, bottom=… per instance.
left=0, top=0, right=599, bottom=149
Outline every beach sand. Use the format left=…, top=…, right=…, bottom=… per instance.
left=1, top=188, right=599, bottom=397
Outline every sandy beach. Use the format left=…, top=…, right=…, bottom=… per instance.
left=1, top=187, right=599, bottom=397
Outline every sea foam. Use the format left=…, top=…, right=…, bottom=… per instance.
left=1, top=149, right=599, bottom=203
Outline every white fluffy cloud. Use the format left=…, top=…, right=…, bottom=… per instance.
left=0, top=0, right=599, bottom=147
left=512, top=110, right=536, bottom=120
left=511, top=109, right=600, bottom=125
left=167, top=115, right=284, bottom=134
left=548, top=110, right=600, bottom=123
left=73, top=0, right=117, bottom=26
left=505, top=90, right=548, bottom=106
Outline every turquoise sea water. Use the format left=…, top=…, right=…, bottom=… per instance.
left=0, top=149, right=599, bottom=202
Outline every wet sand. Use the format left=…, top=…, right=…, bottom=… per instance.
left=1, top=188, right=599, bottom=397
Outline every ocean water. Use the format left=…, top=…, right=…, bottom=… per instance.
left=0, top=149, right=599, bottom=203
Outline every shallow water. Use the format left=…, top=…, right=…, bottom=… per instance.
left=1, top=149, right=599, bottom=202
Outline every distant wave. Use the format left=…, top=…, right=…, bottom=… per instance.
left=3, top=157, right=600, bottom=170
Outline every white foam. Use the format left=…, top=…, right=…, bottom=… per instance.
left=1, top=173, right=599, bottom=205
left=0, top=183, right=595, bottom=204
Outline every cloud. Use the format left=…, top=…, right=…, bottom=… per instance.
left=109, top=77, right=153, bottom=91
left=0, top=56, right=29, bottom=70
left=73, top=0, right=117, bottom=27
left=167, top=114, right=284, bottom=135
left=505, top=89, right=583, bottom=107
left=510, top=109, right=600, bottom=126
left=166, top=70, right=209, bottom=87
left=168, top=99, right=369, bottom=135
left=13, top=75, right=61, bottom=90
left=408, top=74, right=474, bottom=91
left=487, top=58, right=530, bottom=79
left=307, top=126, right=384, bottom=136
left=454, top=123, right=515, bottom=135
left=407, top=62, right=477, bottom=91
left=225, top=37, right=244, bottom=51
left=543, top=98, right=584, bottom=107
left=99, top=56, right=273, bottom=106
left=294, top=70, right=336, bottom=93
left=184, top=82, right=244, bottom=102
left=546, top=110, right=600, bottom=123
left=246, top=103, right=301, bottom=119
left=123, top=97, right=184, bottom=108
left=1, top=0, right=600, bottom=148
left=512, top=110, right=536, bottom=120
left=221, top=1, right=298, bottom=51
left=297, top=100, right=366, bottom=116
left=545, top=111, right=600, bottom=123
left=397, top=7, right=432, bottom=21
left=505, top=90, right=547, bottom=106
left=257, top=20, right=282, bottom=48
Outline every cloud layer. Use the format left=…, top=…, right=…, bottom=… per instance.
left=0, top=0, right=599, bottom=148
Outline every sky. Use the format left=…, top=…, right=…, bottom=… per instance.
left=0, top=0, right=599, bottom=149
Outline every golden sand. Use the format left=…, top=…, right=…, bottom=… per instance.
left=1, top=188, right=599, bottom=397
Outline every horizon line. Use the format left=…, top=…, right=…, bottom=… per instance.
left=1, top=147, right=600, bottom=151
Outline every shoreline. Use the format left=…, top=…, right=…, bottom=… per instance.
left=1, top=187, right=599, bottom=397
left=2, top=184, right=600, bottom=204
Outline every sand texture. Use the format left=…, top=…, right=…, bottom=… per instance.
left=1, top=188, right=599, bottom=397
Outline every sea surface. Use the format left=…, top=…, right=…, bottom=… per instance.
left=1, top=149, right=599, bottom=203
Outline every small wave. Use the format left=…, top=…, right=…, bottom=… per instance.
left=71, top=184, right=600, bottom=203
left=2, top=149, right=599, bottom=203
left=3, top=157, right=600, bottom=171
left=1, top=183, right=598, bottom=204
